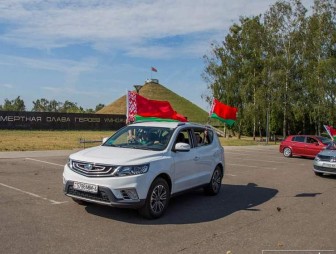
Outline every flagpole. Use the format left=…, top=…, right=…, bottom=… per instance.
left=207, top=97, right=214, bottom=125
left=126, top=90, right=129, bottom=125
left=323, top=125, right=333, bottom=140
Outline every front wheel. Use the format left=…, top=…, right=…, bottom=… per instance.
left=139, top=178, right=170, bottom=219
left=204, top=166, right=223, bottom=196
left=283, top=147, right=292, bottom=157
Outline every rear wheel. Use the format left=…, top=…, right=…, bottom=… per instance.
left=204, top=166, right=223, bottom=196
left=139, top=178, right=170, bottom=219
left=283, top=147, right=292, bottom=157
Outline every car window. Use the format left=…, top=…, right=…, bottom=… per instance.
left=317, top=136, right=332, bottom=145
left=326, top=142, right=336, bottom=150
left=192, top=127, right=214, bottom=147
left=306, top=137, right=318, bottom=144
left=175, top=129, right=191, bottom=146
left=292, top=136, right=305, bottom=142
left=103, top=125, right=174, bottom=151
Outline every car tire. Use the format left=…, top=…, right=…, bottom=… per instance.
left=139, top=177, right=170, bottom=219
left=204, top=166, right=223, bottom=196
left=283, top=147, right=292, bottom=157
left=72, top=198, right=90, bottom=206
left=314, top=171, right=323, bottom=177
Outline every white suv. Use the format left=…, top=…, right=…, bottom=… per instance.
left=63, top=121, right=225, bottom=219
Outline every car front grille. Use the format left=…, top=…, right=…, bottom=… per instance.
left=70, top=160, right=118, bottom=177
left=317, top=155, right=336, bottom=162
left=67, top=185, right=110, bottom=203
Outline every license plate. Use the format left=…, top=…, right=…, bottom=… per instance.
left=322, top=163, right=336, bottom=168
left=73, top=181, right=98, bottom=194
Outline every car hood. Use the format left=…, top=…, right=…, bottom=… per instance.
left=69, top=146, right=165, bottom=165
left=317, top=149, right=336, bottom=156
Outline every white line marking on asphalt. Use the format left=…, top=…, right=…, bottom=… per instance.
left=227, top=163, right=277, bottom=170
left=25, top=158, right=64, bottom=167
left=0, top=183, right=68, bottom=205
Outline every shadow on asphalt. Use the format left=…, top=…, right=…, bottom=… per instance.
left=84, top=182, right=278, bottom=224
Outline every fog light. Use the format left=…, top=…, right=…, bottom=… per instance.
left=121, top=189, right=139, bottom=200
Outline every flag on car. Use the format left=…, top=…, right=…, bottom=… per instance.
left=323, top=125, right=336, bottom=141
left=127, top=91, right=187, bottom=123
left=209, top=98, right=238, bottom=127
left=151, top=67, right=157, bottom=72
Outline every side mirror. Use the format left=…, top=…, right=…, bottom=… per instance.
left=174, top=142, right=190, bottom=152
left=102, top=137, right=109, bottom=144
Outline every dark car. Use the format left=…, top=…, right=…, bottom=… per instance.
left=279, top=135, right=331, bottom=158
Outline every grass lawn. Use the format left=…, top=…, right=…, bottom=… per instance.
left=0, top=130, right=278, bottom=151
left=0, top=130, right=114, bottom=151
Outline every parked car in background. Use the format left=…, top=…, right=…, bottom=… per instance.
left=279, top=135, right=331, bottom=158
left=313, top=142, right=336, bottom=176
left=63, top=121, right=225, bottom=219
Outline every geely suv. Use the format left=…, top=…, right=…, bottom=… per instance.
left=63, top=121, right=225, bottom=219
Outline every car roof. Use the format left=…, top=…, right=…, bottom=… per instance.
left=287, top=135, right=321, bottom=137
left=129, top=121, right=208, bottom=129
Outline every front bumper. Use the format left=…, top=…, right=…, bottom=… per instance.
left=313, top=161, right=336, bottom=175
left=63, top=181, right=145, bottom=208
left=63, top=165, right=150, bottom=209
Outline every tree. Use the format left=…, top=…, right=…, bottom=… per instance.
left=32, top=98, right=50, bottom=112
left=264, top=0, right=307, bottom=137
left=95, top=103, right=105, bottom=112
left=60, top=100, right=84, bottom=113
left=32, top=98, right=62, bottom=112
left=305, top=0, right=336, bottom=133
left=2, top=96, right=26, bottom=111
left=202, top=0, right=336, bottom=137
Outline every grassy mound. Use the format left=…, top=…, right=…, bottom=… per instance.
left=97, top=82, right=209, bottom=123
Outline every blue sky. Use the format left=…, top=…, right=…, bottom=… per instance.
left=0, top=0, right=314, bottom=112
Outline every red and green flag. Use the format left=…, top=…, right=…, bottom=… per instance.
left=324, top=125, right=336, bottom=141
left=127, top=91, right=187, bottom=123
left=209, top=98, right=238, bottom=127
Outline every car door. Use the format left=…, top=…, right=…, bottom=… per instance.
left=172, top=128, right=206, bottom=193
left=191, top=127, right=215, bottom=184
left=291, top=136, right=306, bottom=155
left=305, top=136, right=322, bottom=157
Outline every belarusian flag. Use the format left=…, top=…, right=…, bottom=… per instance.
left=134, top=115, right=180, bottom=122
left=323, top=125, right=336, bottom=141
left=209, top=98, right=238, bottom=127
left=127, top=91, right=187, bottom=122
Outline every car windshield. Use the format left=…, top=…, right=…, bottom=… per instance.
left=102, top=125, right=174, bottom=151
left=326, top=141, right=336, bottom=150
left=317, top=136, right=332, bottom=145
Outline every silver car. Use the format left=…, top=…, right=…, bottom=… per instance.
left=313, top=142, right=336, bottom=176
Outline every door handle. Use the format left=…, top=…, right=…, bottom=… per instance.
left=194, top=156, right=200, bottom=161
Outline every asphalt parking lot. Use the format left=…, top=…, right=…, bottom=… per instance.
left=0, top=146, right=335, bottom=254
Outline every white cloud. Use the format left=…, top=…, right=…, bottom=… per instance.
left=0, top=83, right=14, bottom=89
left=0, top=0, right=280, bottom=57
left=0, top=54, right=98, bottom=85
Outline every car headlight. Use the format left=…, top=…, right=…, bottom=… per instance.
left=67, top=158, right=73, bottom=169
left=113, top=164, right=150, bottom=177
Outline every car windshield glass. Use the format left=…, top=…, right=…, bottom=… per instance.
left=102, top=125, right=174, bottom=151
left=317, top=136, right=332, bottom=145
left=326, top=141, right=336, bottom=150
